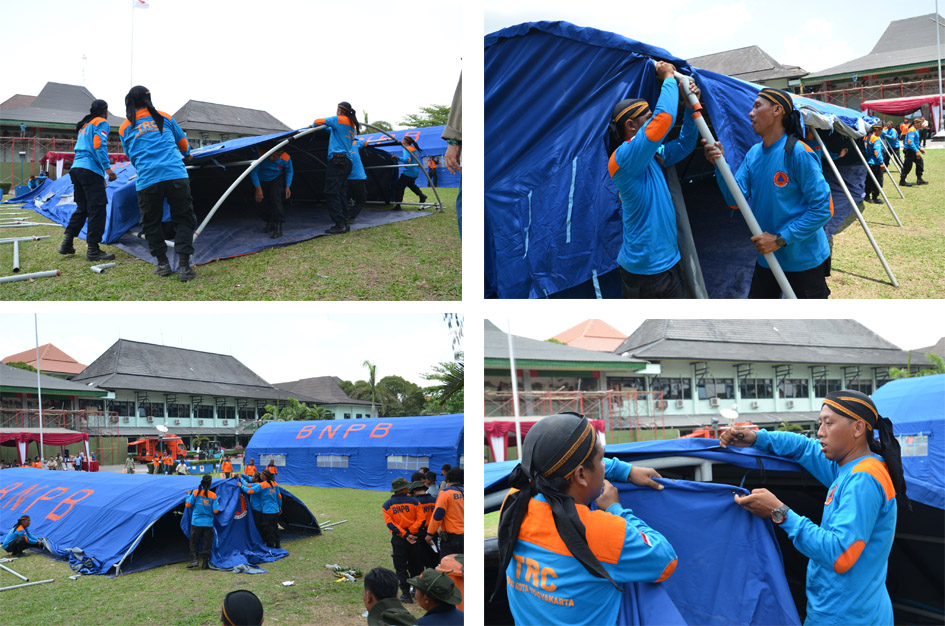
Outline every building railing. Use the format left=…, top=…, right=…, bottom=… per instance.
left=0, top=408, right=118, bottom=431
left=802, top=77, right=945, bottom=110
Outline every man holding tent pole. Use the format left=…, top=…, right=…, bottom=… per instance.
left=606, top=60, right=701, bottom=299
left=881, top=122, right=900, bottom=167
left=704, top=88, right=833, bottom=299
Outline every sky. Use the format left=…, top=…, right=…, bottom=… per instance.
left=0, top=311, right=461, bottom=387
left=1, top=0, right=462, bottom=130
left=484, top=0, right=944, bottom=75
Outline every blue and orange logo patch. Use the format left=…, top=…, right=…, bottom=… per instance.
left=825, top=484, right=837, bottom=505
left=773, top=171, right=789, bottom=188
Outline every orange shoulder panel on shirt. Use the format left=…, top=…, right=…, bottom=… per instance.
left=608, top=151, right=620, bottom=178
left=798, top=140, right=815, bottom=153
left=655, top=558, right=677, bottom=582
left=280, top=153, right=290, bottom=162
left=93, top=135, right=102, bottom=150
left=644, top=112, right=673, bottom=143
left=313, top=118, right=327, bottom=126
left=119, top=120, right=131, bottom=137
left=834, top=539, right=865, bottom=574
left=177, top=137, right=189, bottom=152
left=851, top=457, right=895, bottom=501
left=517, top=498, right=627, bottom=564
left=134, top=109, right=151, bottom=120
left=338, top=116, right=354, bottom=128
left=158, top=111, right=174, bottom=120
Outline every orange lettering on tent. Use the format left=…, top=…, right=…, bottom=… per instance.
left=0, top=482, right=23, bottom=503
left=5, top=484, right=42, bottom=511
left=370, top=423, right=392, bottom=438
left=45, top=489, right=94, bottom=522
left=343, top=424, right=366, bottom=438
left=22, top=486, right=69, bottom=515
left=297, top=425, right=315, bottom=439
left=319, top=424, right=343, bottom=439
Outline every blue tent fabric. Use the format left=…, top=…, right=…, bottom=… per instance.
left=358, top=125, right=460, bottom=189
left=613, top=480, right=801, bottom=626
left=3, top=178, right=53, bottom=204
left=245, top=414, right=464, bottom=490
left=873, top=374, right=945, bottom=510
left=484, top=21, right=875, bottom=299
left=0, top=470, right=315, bottom=575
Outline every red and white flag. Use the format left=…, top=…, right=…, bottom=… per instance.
left=133, top=0, right=150, bottom=9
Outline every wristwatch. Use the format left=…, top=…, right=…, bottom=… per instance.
left=775, top=233, right=787, bottom=248
left=771, top=504, right=790, bottom=524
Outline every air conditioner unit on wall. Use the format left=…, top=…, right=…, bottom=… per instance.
left=174, top=419, right=180, bottom=425
left=123, top=416, right=130, bottom=423
left=786, top=400, right=795, bottom=409
left=222, top=420, right=228, bottom=425
left=709, top=397, right=720, bottom=407
left=198, top=419, right=204, bottom=425
left=751, top=401, right=760, bottom=409
left=675, top=399, right=685, bottom=409
left=146, top=416, right=153, bottom=423
left=655, top=400, right=667, bottom=410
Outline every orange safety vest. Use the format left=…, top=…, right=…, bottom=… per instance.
left=221, top=459, right=232, bottom=473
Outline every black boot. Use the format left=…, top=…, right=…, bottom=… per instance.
left=325, top=223, right=349, bottom=235
left=86, top=243, right=116, bottom=262
left=178, top=254, right=196, bottom=282
left=58, top=235, right=75, bottom=255
left=259, top=222, right=274, bottom=233
left=154, top=256, right=173, bottom=277
left=201, top=557, right=209, bottom=570
left=187, top=557, right=199, bottom=569
left=399, top=591, right=413, bottom=604
left=419, top=193, right=428, bottom=204
left=916, top=178, right=929, bottom=185
left=900, top=179, right=913, bottom=187
left=271, top=222, right=283, bottom=239
left=392, top=204, right=402, bottom=211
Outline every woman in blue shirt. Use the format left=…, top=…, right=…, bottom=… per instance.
left=313, top=102, right=360, bottom=234
left=705, top=88, right=833, bottom=298
left=393, top=135, right=428, bottom=210
left=59, top=99, right=118, bottom=262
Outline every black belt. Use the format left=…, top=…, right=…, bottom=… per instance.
left=330, top=153, right=350, bottom=161
left=442, top=531, right=463, bottom=539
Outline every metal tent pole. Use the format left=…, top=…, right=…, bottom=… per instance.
left=849, top=136, right=902, bottom=226
left=0, top=270, right=59, bottom=283
left=674, top=72, right=796, bottom=298
left=0, top=579, right=54, bottom=592
left=12, top=240, right=19, bottom=273
left=812, top=132, right=898, bottom=287
left=878, top=137, right=906, bottom=199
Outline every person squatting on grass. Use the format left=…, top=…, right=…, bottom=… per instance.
left=119, top=85, right=198, bottom=282
left=493, top=413, right=675, bottom=626
left=2, top=515, right=45, bottom=557
left=704, top=87, right=833, bottom=299
left=363, top=567, right=417, bottom=626
left=186, top=474, right=220, bottom=570
left=606, top=61, right=701, bottom=299
left=313, top=102, right=360, bottom=235
left=720, top=390, right=909, bottom=626
left=251, top=148, right=293, bottom=239
left=392, top=135, right=428, bottom=211
left=59, top=99, right=118, bottom=262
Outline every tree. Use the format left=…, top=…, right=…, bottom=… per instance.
left=364, top=360, right=378, bottom=418
left=376, top=375, right=426, bottom=417
left=370, top=120, right=393, bottom=132
left=423, top=355, right=464, bottom=415
left=261, top=397, right=331, bottom=422
left=889, top=352, right=945, bottom=379
left=444, top=313, right=463, bottom=359
left=6, top=361, right=37, bottom=372
left=400, top=104, right=450, bottom=128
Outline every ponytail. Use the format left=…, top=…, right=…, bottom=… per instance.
left=199, top=474, right=213, bottom=497
left=869, top=418, right=910, bottom=511
left=125, top=85, right=164, bottom=134
left=338, top=101, right=360, bottom=134
left=77, top=99, right=109, bottom=131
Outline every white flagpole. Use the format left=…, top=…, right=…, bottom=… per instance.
left=506, top=321, right=523, bottom=459
left=130, top=2, right=135, bottom=88
left=35, top=314, right=44, bottom=463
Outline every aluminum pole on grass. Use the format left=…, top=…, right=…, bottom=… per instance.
left=673, top=71, right=797, bottom=298
left=507, top=321, right=523, bottom=459
left=848, top=136, right=902, bottom=227
left=0, top=270, right=59, bottom=284
left=880, top=135, right=905, bottom=171
left=12, top=241, right=19, bottom=272
left=0, top=579, right=54, bottom=592
left=192, top=125, right=323, bottom=240
left=0, top=235, right=50, bottom=244
left=360, top=123, right=445, bottom=213
left=812, top=131, right=899, bottom=287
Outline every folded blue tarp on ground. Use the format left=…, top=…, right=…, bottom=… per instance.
left=3, top=178, right=52, bottom=204
left=0, top=469, right=317, bottom=575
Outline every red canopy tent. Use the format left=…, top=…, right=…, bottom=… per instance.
left=40, top=152, right=129, bottom=179
left=860, top=95, right=943, bottom=133
left=484, top=417, right=605, bottom=462
left=0, top=428, right=90, bottom=466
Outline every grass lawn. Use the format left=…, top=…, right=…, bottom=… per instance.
left=3, top=485, right=431, bottom=626
left=0, top=187, right=460, bottom=301
left=827, top=148, right=945, bottom=298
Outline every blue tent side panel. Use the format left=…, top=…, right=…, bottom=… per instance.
left=615, top=480, right=801, bottom=626
left=3, top=178, right=53, bottom=204
left=245, top=414, right=464, bottom=490
left=873, top=374, right=945, bottom=510
left=357, top=125, right=459, bottom=188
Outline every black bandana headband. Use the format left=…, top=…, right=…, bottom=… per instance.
left=758, top=88, right=794, bottom=113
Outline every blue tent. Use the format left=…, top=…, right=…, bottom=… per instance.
left=26, top=129, right=431, bottom=267
left=873, top=374, right=945, bottom=510
left=244, top=414, right=464, bottom=490
left=485, top=21, right=876, bottom=299
left=358, top=125, right=460, bottom=188
left=2, top=178, right=52, bottom=204
left=0, top=469, right=319, bottom=575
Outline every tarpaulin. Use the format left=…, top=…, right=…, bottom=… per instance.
left=2, top=178, right=53, bottom=204
left=0, top=469, right=318, bottom=575
left=873, top=374, right=945, bottom=510
left=484, top=21, right=876, bottom=299
left=358, top=125, right=460, bottom=188
left=244, top=414, right=464, bottom=490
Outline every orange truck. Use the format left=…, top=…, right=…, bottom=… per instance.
left=128, top=435, right=188, bottom=463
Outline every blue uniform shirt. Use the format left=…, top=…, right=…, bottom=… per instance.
left=349, top=138, right=367, bottom=180
left=754, top=430, right=897, bottom=625
left=313, top=115, right=357, bottom=159
left=72, top=117, right=111, bottom=178
left=185, top=488, right=220, bottom=528
left=119, top=109, right=191, bottom=191
left=241, top=479, right=281, bottom=514
left=2, top=524, right=40, bottom=550
left=609, top=76, right=698, bottom=276
left=903, top=127, right=921, bottom=152
left=398, top=146, right=421, bottom=178
left=716, top=133, right=832, bottom=272
left=881, top=128, right=899, bottom=149
left=865, top=135, right=884, bottom=166
left=250, top=152, right=293, bottom=187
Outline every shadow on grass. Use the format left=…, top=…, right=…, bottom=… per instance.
left=831, top=267, right=895, bottom=287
